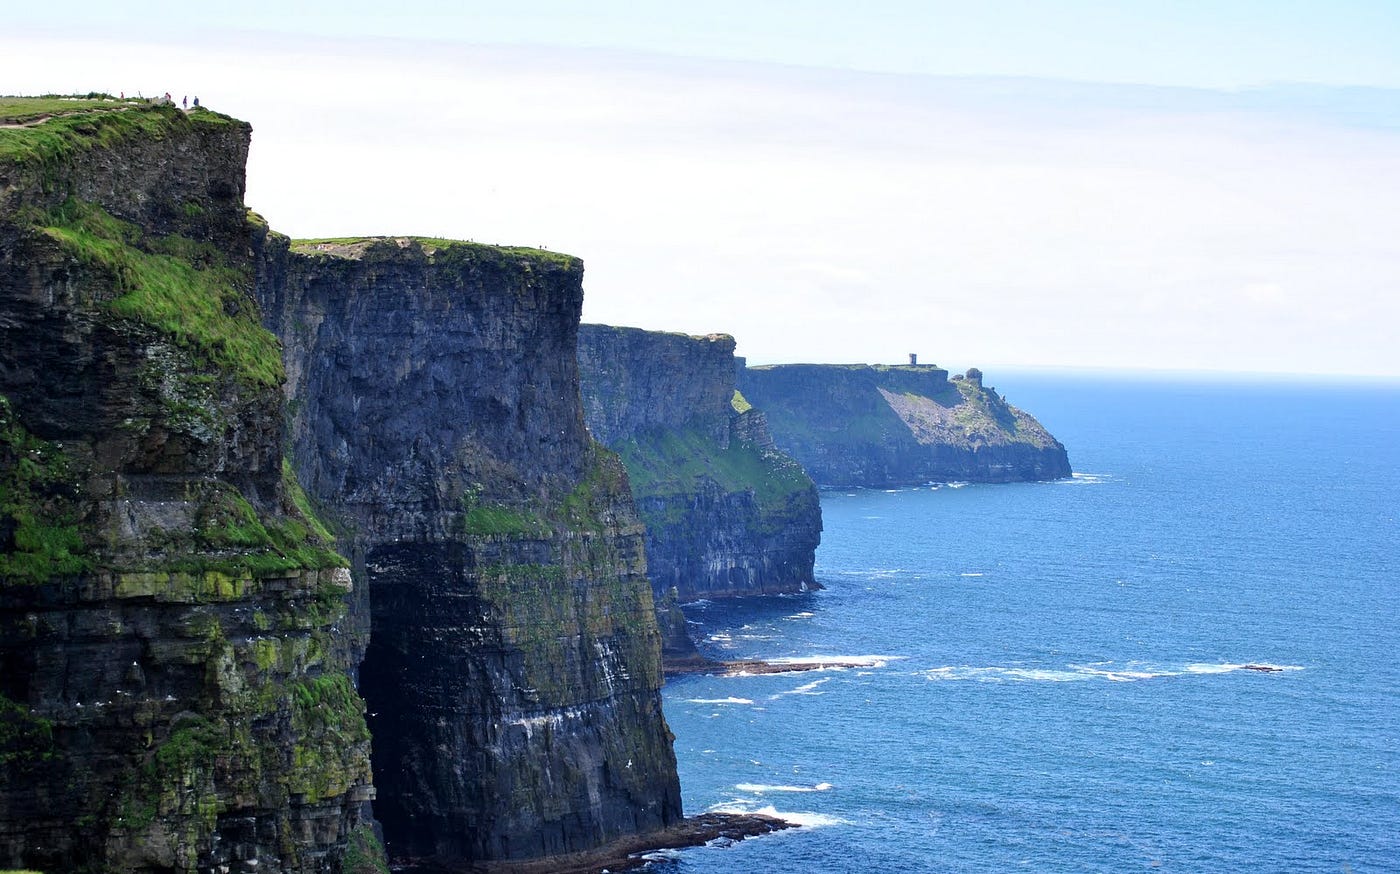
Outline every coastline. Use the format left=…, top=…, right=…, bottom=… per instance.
left=394, top=812, right=795, bottom=874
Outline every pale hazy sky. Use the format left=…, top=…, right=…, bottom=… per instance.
left=5, top=3, right=1399, bottom=377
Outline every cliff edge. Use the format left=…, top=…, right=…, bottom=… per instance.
left=260, top=239, right=682, bottom=865
left=739, top=363, right=1070, bottom=487
left=0, top=98, right=371, bottom=872
left=578, top=325, right=821, bottom=603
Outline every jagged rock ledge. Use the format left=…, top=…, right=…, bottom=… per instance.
left=664, top=655, right=887, bottom=677
left=395, top=812, right=796, bottom=874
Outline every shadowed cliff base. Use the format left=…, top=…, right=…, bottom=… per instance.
left=393, top=812, right=795, bottom=874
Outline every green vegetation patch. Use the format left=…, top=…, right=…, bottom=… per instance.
left=291, top=236, right=582, bottom=272
left=281, top=459, right=336, bottom=543
left=617, top=427, right=811, bottom=506
left=458, top=485, right=548, bottom=538
left=730, top=389, right=753, bottom=414
left=342, top=823, right=391, bottom=874
left=0, top=97, right=237, bottom=169
left=0, top=693, right=55, bottom=769
left=287, top=673, right=371, bottom=803
left=0, top=395, right=89, bottom=584
left=182, top=482, right=346, bottom=577
left=39, top=199, right=283, bottom=387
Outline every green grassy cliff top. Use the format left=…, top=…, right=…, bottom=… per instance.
left=292, top=236, right=582, bottom=272
left=0, top=94, right=242, bottom=168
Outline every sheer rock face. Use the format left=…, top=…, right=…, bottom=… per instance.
left=260, top=240, right=682, bottom=864
left=578, top=325, right=821, bottom=602
left=0, top=105, right=370, bottom=873
left=738, top=363, right=1072, bottom=487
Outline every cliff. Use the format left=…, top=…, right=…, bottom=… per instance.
left=738, top=363, right=1070, bottom=487
left=0, top=99, right=371, bottom=871
left=578, top=325, right=821, bottom=602
left=259, top=240, right=681, bottom=864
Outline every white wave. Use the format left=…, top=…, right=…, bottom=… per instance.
left=1061, top=472, right=1110, bottom=485
left=959, top=572, right=984, bottom=577
left=783, top=612, right=815, bottom=620
left=709, top=802, right=847, bottom=828
left=924, top=661, right=1304, bottom=684
left=1184, top=662, right=1303, bottom=674
left=772, top=677, right=833, bottom=697
left=734, top=782, right=833, bottom=793
left=947, top=481, right=969, bottom=489
left=637, top=848, right=685, bottom=862
left=686, top=697, right=754, bottom=705
left=766, top=654, right=899, bottom=668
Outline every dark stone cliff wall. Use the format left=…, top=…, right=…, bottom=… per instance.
left=578, top=325, right=821, bottom=602
left=260, top=240, right=681, bottom=864
left=0, top=105, right=370, bottom=873
left=739, top=363, right=1071, bottom=487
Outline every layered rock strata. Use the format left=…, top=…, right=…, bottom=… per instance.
left=738, top=363, right=1071, bottom=487
left=260, top=239, right=682, bottom=865
left=578, top=325, right=821, bottom=602
left=0, top=101, right=370, bottom=872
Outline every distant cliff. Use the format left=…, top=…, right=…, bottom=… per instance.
left=260, top=240, right=681, bottom=864
left=0, top=100, right=370, bottom=872
left=739, top=363, right=1070, bottom=486
left=578, top=325, right=821, bottom=601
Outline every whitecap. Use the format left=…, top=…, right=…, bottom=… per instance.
left=1185, top=662, right=1303, bottom=675
left=771, top=677, right=832, bottom=697
left=1061, top=472, right=1110, bottom=485
left=734, top=782, right=833, bottom=793
left=959, top=572, right=984, bottom=577
left=637, top=848, right=685, bottom=862
left=686, top=697, right=754, bottom=706
left=709, top=802, right=847, bottom=828
left=766, top=654, right=899, bottom=668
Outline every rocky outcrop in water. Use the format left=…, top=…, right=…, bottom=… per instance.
left=0, top=101, right=371, bottom=872
left=260, top=241, right=682, bottom=865
left=738, top=363, right=1070, bottom=487
left=578, top=325, right=821, bottom=601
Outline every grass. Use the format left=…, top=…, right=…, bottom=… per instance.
left=461, top=504, right=548, bottom=537
left=0, top=692, right=55, bottom=768
left=282, top=459, right=337, bottom=543
left=618, top=426, right=812, bottom=505
left=291, top=235, right=582, bottom=271
left=730, top=389, right=753, bottom=414
left=0, top=395, right=89, bottom=584
left=40, top=199, right=284, bottom=387
left=0, top=96, right=238, bottom=169
left=342, top=823, right=391, bottom=874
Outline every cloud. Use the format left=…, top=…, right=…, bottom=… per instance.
left=3, top=29, right=1398, bottom=376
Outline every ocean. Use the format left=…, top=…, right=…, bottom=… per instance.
left=656, top=374, right=1400, bottom=872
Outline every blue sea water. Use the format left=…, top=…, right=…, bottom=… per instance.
left=656, top=375, right=1400, bottom=873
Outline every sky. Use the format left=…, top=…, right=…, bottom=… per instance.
left=5, top=2, right=1400, bottom=377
